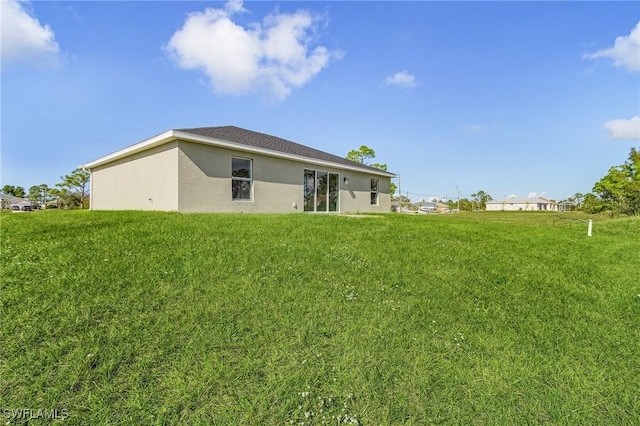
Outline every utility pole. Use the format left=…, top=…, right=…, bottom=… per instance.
left=456, top=185, right=460, bottom=211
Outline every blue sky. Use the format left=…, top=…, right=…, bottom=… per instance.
left=2, top=0, right=639, bottom=202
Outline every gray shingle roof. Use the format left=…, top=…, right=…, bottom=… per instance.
left=176, top=126, right=391, bottom=175
left=0, top=194, right=26, bottom=203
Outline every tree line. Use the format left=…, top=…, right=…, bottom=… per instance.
left=2, top=168, right=90, bottom=209
left=426, top=191, right=493, bottom=211
left=580, top=147, right=639, bottom=215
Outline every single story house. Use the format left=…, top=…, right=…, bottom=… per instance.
left=82, top=126, right=396, bottom=213
left=418, top=201, right=438, bottom=213
left=1, top=194, right=31, bottom=210
left=486, top=196, right=558, bottom=212
left=417, top=201, right=451, bottom=214
left=435, top=202, right=451, bottom=213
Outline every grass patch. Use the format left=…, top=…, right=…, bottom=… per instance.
left=1, top=211, right=639, bottom=424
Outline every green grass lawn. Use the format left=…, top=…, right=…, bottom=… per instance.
left=1, top=211, right=639, bottom=424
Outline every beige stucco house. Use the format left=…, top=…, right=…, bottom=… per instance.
left=83, top=126, right=395, bottom=213
left=485, top=196, right=558, bottom=212
left=1, top=194, right=31, bottom=210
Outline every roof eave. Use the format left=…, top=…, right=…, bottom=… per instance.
left=83, top=129, right=396, bottom=178
left=82, top=130, right=178, bottom=170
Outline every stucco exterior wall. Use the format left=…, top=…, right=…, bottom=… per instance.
left=486, top=202, right=556, bottom=211
left=486, top=203, right=525, bottom=211
left=177, top=141, right=391, bottom=213
left=339, top=170, right=391, bottom=214
left=90, top=142, right=179, bottom=211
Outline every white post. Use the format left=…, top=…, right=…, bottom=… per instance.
left=587, top=219, right=592, bottom=237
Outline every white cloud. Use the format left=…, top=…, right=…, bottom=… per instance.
left=165, top=0, right=342, bottom=100
left=384, top=70, right=417, bottom=89
left=1, top=0, right=60, bottom=69
left=585, top=21, right=640, bottom=72
left=605, top=116, right=640, bottom=140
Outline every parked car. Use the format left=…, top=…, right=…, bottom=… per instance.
left=11, top=205, right=20, bottom=211
left=21, top=205, right=32, bottom=211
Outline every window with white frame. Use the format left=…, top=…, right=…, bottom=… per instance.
left=371, top=179, right=379, bottom=205
left=232, top=157, right=252, bottom=201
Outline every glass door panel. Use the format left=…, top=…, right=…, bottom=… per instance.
left=328, top=173, right=338, bottom=212
left=304, top=170, right=315, bottom=212
left=316, top=171, right=328, bottom=212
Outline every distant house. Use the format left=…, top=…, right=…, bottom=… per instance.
left=1, top=194, right=31, bottom=210
left=417, top=201, right=451, bottom=214
left=435, top=202, right=451, bottom=213
left=82, top=126, right=396, bottom=213
left=415, top=201, right=451, bottom=214
left=486, top=197, right=558, bottom=212
left=418, top=202, right=438, bottom=213
left=0, top=194, right=10, bottom=210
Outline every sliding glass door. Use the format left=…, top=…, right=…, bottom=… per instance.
left=304, top=169, right=339, bottom=212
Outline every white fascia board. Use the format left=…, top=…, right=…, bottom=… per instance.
left=81, top=129, right=396, bottom=178
left=81, top=130, right=177, bottom=170
left=173, top=131, right=397, bottom=178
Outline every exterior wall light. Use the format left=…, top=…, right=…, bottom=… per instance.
left=343, top=177, right=349, bottom=185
